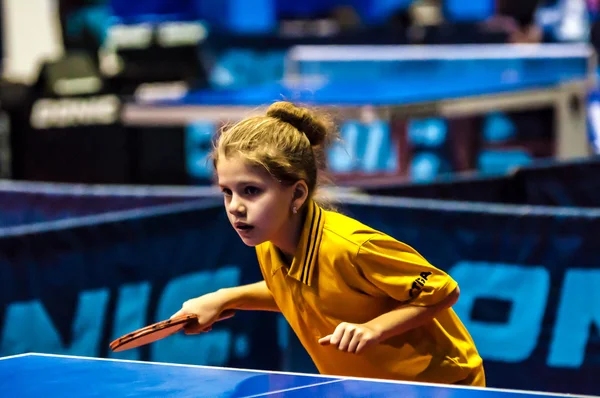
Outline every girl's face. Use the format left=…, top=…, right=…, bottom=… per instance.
left=216, top=154, right=296, bottom=248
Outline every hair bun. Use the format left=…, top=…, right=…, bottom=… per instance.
left=266, top=101, right=329, bottom=146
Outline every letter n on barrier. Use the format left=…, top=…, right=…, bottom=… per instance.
left=0, top=289, right=109, bottom=356
left=547, top=269, right=600, bottom=368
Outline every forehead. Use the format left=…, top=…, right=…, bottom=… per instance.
left=216, top=155, right=272, bottom=185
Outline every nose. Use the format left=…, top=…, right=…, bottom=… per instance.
left=227, top=194, right=246, bottom=216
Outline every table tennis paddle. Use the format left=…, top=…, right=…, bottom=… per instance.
left=109, top=310, right=236, bottom=352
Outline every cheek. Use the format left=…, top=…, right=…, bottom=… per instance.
left=255, top=196, right=289, bottom=223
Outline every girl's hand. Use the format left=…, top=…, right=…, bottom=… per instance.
left=171, top=291, right=235, bottom=334
left=318, top=322, right=381, bottom=354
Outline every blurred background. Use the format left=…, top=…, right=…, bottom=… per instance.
left=0, top=0, right=599, bottom=395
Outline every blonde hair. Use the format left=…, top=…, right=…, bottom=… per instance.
left=212, top=101, right=339, bottom=205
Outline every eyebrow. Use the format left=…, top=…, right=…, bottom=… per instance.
left=218, top=180, right=261, bottom=188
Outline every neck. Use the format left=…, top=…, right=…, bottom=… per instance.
left=272, top=205, right=308, bottom=259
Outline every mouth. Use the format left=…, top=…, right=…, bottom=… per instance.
left=234, top=222, right=254, bottom=233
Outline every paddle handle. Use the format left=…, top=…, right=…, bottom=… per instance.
left=217, top=309, right=237, bottom=321
left=198, top=309, right=237, bottom=333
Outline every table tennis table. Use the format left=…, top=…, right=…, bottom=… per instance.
left=0, top=353, right=595, bottom=398
left=123, top=43, right=595, bottom=160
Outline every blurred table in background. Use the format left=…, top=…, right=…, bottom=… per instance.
left=2, top=43, right=595, bottom=187
left=120, top=43, right=595, bottom=188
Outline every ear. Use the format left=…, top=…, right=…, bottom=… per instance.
left=291, top=180, right=309, bottom=211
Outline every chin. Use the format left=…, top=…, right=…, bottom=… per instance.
left=238, top=235, right=265, bottom=247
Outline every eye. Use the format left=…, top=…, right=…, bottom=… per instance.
left=221, top=188, right=232, bottom=197
left=244, top=186, right=261, bottom=196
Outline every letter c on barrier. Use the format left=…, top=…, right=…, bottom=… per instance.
left=449, top=262, right=550, bottom=362
left=151, top=266, right=241, bottom=365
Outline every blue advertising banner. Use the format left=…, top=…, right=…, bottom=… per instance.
left=512, top=156, right=600, bottom=208
left=341, top=196, right=600, bottom=395
left=0, top=200, right=282, bottom=371
left=365, top=156, right=600, bottom=208
left=0, top=193, right=598, bottom=395
left=0, top=182, right=217, bottom=227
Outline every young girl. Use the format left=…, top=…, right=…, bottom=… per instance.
left=172, top=101, right=485, bottom=386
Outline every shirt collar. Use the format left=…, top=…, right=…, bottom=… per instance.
left=273, top=200, right=325, bottom=287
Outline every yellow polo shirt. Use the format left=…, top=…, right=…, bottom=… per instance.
left=256, top=201, right=484, bottom=385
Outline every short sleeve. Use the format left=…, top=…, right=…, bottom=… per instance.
left=355, top=235, right=458, bottom=306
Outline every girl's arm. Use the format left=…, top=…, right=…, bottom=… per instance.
left=319, top=287, right=460, bottom=354
left=219, top=280, right=280, bottom=312
left=172, top=281, right=279, bottom=334
left=366, top=286, right=460, bottom=341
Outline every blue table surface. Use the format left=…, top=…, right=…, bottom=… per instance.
left=163, top=77, right=559, bottom=107
left=153, top=46, right=592, bottom=107
left=0, top=353, right=595, bottom=398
